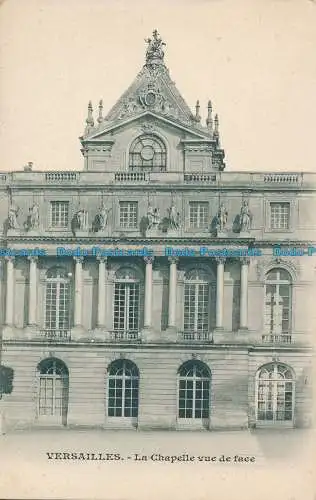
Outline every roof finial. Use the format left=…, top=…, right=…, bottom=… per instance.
left=85, top=101, right=94, bottom=133
left=214, top=113, right=221, bottom=146
left=145, top=29, right=166, bottom=66
left=214, top=113, right=219, bottom=136
left=86, top=101, right=94, bottom=126
left=206, top=100, right=213, bottom=133
left=195, top=100, right=201, bottom=122
left=97, top=99, right=103, bottom=124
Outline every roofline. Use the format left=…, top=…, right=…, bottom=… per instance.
left=81, top=111, right=212, bottom=142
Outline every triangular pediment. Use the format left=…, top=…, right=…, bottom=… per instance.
left=83, top=111, right=214, bottom=143
left=80, top=31, right=225, bottom=171
left=82, top=44, right=214, bottom=141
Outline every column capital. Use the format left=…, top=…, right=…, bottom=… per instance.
left=73, top=256, right=84, bottom=264
left=240, top=257, right=250, bottom=266
left=5, top=255, right=15, bottom=263
left=96, top=255, right=108, bottom=264
left=27, top=255, right=38, bottom=262
left=215, top=256, right=226, bottom=265
left=144, top=256, right=154, bottom=265
left=168, top=257, right=179, bottom=265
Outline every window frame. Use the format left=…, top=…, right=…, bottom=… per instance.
left=107, top=359, right=139, bottom=421
left=118, top=201, right=138, bottom=230
left=177, top=360, right=211, bottom=425
left=255, top=363, right=295, bottom=426
left=269, top=202, right=291, bottom=231
left=36, top=358, right=69, bottom=424
left=112, top=267, right=141, bottom=339
left=263, top=267, right=292, bottom=343
left=188, top=201, right=210, bottom=231
left=264, top=198, right=296, bottom=234
left=128, top=134, right=167, bottom=172
left=44, top=267, right=72, bottom=336
left=49, top=201, right=70, bottom=230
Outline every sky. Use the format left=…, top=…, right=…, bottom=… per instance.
left=0, top=0, right=315, bottom=173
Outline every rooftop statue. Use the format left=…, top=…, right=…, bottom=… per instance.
left=145, top=29, right=166, bottom=64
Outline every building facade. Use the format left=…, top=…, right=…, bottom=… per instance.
left=0, top=31, right=314, bottom=430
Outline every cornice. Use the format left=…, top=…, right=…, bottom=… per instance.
left=2, top=236, right=315, bottom=247
left=2, top=339, right=312, bottom=352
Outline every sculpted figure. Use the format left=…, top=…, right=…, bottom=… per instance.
left=8, top=203, right=19, bottom=229
left=75, top=208, right=88, bottom=231
left=216, top=202, right=228, bottom=231
left=27, top=203, right=39, bottom=230
left=94, top=203, right=111, bottom=232
left=168, top=202, right=180, bottom=230
left=153, top=207, right=160, bottom=227
left=240, top=200, right=251, bottom=232
left=145, top=30, right=166, bottom=63
left=147, top=203, right=155, bottom=230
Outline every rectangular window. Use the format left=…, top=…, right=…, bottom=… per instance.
left=184, top=283, right=209, bottom=336
left=113, top=282, right=140, bottom=333
left=119, top=201, right=138, bottom=228
left=50, top=201, right=69, bottom=228
left=45, top=282, right=71, bottom=330
left=264, top=284, right=291, bottom=340
left=189, top=202, right=209, bottom=229
left=270, top=202, right=290, bottom=230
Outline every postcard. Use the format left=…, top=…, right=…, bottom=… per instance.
left=0, top=0, right=315, bottom=499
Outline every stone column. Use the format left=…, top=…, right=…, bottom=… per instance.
left=5, top=256, right=14, bottom=326
left=168, top=257, right=178, bottom=328
left=28, top=256, right=38, bottom=325
left=215, top=257, right=225, bottom=329
left=97, top=257, right=107, bottom=327
left=74, top=257, right=83, bottom=327
left=144, top=257, right=154, bottom=328
left=240, top=258, right=249, bottom=330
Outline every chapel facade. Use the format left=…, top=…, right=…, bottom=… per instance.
left=0, top=31, right=314, bottom=430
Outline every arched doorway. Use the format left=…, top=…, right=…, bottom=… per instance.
left=177, top=360, right=211, bottom=428
left=107, top=359, right=139, bottom=427
left=37, top=358, right=69, bottom=426
left=256, top=362, right=295, bottom=426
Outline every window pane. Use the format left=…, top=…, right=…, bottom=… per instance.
left=189, top=202, right=209, bottom=229
left=270, top=203, right=290, bottom=230
left=108, top=361, right=139, bottom=418
left=119, top=202, right=138, bottom=228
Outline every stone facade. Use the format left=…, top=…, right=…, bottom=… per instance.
left=0, top=31, right=314, bottom=431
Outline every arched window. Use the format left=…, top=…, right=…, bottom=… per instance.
left=183, top=269, right=214, bottom=340
left=113, top=267, right=140, bottom=339
left=107, top=359, right=139, bottom=419
left=178, top=360, right=211, bottom=420
left=37, top=358, right=69, bottom=425
left=264, top=268, right=292, bottom=343
left=256, top=363, right=294, bottom=424
left=129, top=135, right=167, bottom=172
left=45, top=267, right=72, bottom=338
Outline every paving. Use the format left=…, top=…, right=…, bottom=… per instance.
left=0, top=428, right=314, bottom=500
